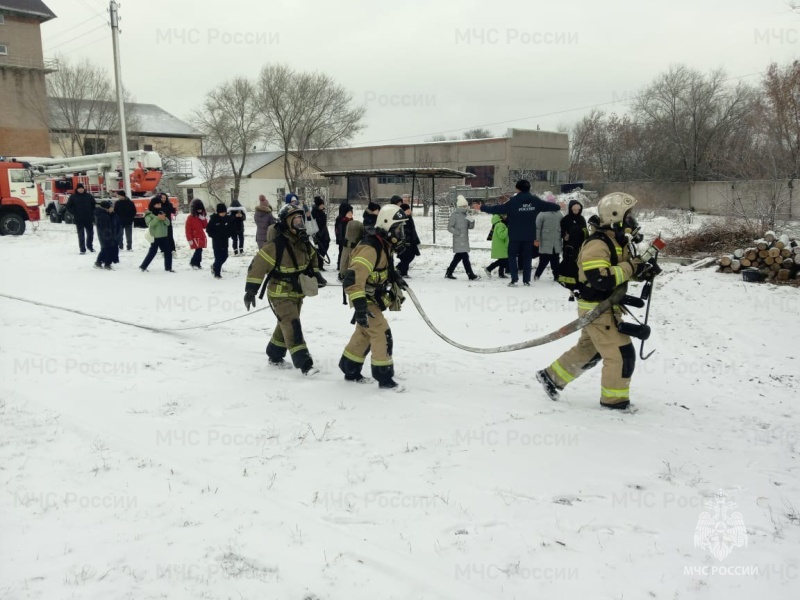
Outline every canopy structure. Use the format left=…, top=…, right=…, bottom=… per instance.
left=317, top=167, right=475, bottom=243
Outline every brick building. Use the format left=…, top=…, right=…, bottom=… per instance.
left=0, top=0, right=56, bottom=157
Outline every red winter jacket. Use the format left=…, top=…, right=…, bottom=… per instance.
left=185, top=214, right=208, bottom=249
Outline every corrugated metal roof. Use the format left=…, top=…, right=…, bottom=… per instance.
left=0, top=0, right=56, bottom=21
left=48, top=98, right=202, bottom=137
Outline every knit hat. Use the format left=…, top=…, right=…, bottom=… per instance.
left=76, top=183, right=85, bottom=191
left=99, top=200, right=112, bottom=209
left=313, top=196, right=325, bottom=207
left=456, top=195, right=468, bottom=208
left=367, top=201, right=381, bottom=213
left=400, top=203, right=411, bottom=211
left=216, top=203, right=227, bottom=213
left=515, top=179, right=531, bottom=192
left=285, top=193, right=298, bottom=204
left=389, top=195, right=403, bottom=205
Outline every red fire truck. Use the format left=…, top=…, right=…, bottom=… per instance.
left=0, top=158, right=44, bottom=235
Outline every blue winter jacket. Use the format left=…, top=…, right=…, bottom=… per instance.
left=480, top=192, right=561, bottom=242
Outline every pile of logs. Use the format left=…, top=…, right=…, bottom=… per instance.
left=719, top=231, right=800, bottom=281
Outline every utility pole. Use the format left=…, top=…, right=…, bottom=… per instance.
left=109, top=1, right=131, bottom=199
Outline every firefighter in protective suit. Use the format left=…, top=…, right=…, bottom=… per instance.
left=243, top=204, right=326, bottom=376
left=339, top=204, right=409, bottom=390
left=536, top=193, right=658, bottom=409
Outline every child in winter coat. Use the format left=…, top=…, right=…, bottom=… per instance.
left=206, top=203, right=234, bottom=278
left=334, top=201, right=353, bottom=270
left=94, top=200, right=116, bottom=270
left=534, top=199, right=564, bottom=281
left=445, top=195, right=480, bottom=280
left=254, top=195, right=276, bottom=248
left=159, top=193, right=177, bottom=253
left=139, top=197, right=173, bottom=272
left=185, top=199, right=208, bottom=269
left=484, top=213, right=509, bottom=278
left=395, top=203, right=421, bottom=277
left=229, top=198, right=247, bottom=255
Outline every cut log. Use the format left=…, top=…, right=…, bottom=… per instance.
left=781, top=248, right=792, bottom=258
left=764, top=231, right=777, bottom=243
left=759, top=249, right=770, bottom=258
left=765, top=256, right=775, bottom=266
left=723, top=267, right=733, bottom=273
left=731, top=260, right=742, bottom=272
left=782, top=258, right=795, bottom=269
left=720, top=255, right=733, bottom=267
left=768, top=269, right=778, bottom=279
left=770, top=262, right=781, bottom=272
left=768, top=247, right=781, bottom=258
left=779, top=234, right=791, bottom=247
left=778, top=269, right=792, bottom=281
left=733, top=248, right=744, bottom=259
left=757, top=241, right=769, bottom=251
left=793, top=246, right=800, bottom=255
left=746, top=249, right=758, bottom=261
left=794, top=254, right=800, bottom=265
left=740, top=258, right=752, bottom=267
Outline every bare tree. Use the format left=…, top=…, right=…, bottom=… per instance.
left=192, top=77, right=263, bottom=204
left=633, top=65, right=758, bottom=182
left=462, top=128, right=493, bottom=139
left=425, top=134, right=459, bottom=142
left=40, top=56, right=139, bottom=157
left=761, top=61, right=800, bottom=178
left=564, top=109, right=602, bottom=182
left=257, top=64, right=366, bottom=193
left=197, top=142, right=234, bottom=205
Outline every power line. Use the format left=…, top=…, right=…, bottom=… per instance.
left=352, top=70, right=768, bottom=147
left=65, top=33, right=110, bottom=54
left=45, top=23, right=107, bottom=52
left=45, top=14, right=101, bottom=42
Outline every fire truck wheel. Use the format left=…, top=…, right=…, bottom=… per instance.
left=0, top=213, right=26, bottom=236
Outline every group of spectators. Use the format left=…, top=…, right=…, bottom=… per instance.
left=442, top=180, right=589, bottom=292
left=333, top=195, right=421, bottom=279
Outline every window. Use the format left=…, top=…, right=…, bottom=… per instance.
left=377, top=176, right=407, bottom=185
left=465, top=166, right=495, bottom=187
left=9, top=169, right=32, bottom=183
left=0, top=44, right=7, bottom=55
left=84, top=138, right=106, bottom=154
left=277, top=187, right=285, bottom=199
left=187, top=189, right=194, bottom=202
left=143, top=144, right=153, bottom=151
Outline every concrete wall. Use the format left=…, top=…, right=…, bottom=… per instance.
left=596, top=181, right=692, bottom=210
left=315, top=129, right=569, bottom=200
left=594, top=179, right=799, bottom=219
left=0, top=15, right=50, bottom=156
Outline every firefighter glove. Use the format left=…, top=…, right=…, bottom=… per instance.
left=352, top=296, right=372, bottom=328
left=630, top=257, right=654, bottom=280
left=244, top=291, right=257, bottom=311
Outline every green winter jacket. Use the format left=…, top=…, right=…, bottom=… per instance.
left=490, top=214, right=509, bottom=259
left=144, top=210, right=169, bottom=239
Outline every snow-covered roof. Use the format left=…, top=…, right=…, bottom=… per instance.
left=0, top=0, right=56, bottom=21
left=48, top=98, right=202, bottom=138
left=196, top=151, right=287, bottom=177
left=177, top=176, right=207, bottom=187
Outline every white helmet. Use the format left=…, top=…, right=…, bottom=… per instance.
left=375, top=204, right=408, bottom=247
left=597, top=192, right=637, bottom=227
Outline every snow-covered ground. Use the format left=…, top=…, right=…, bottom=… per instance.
left=1, top=218, right=799, bottom=600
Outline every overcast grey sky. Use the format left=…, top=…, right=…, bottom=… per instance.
left=42, top=0, right=800, bottom=146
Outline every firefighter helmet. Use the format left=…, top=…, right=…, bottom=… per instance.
left=278, top=204, right=306, bottom=236
left=375, top=204, right=408, bottom=248
left=597, top=192, right=637, bottom=227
